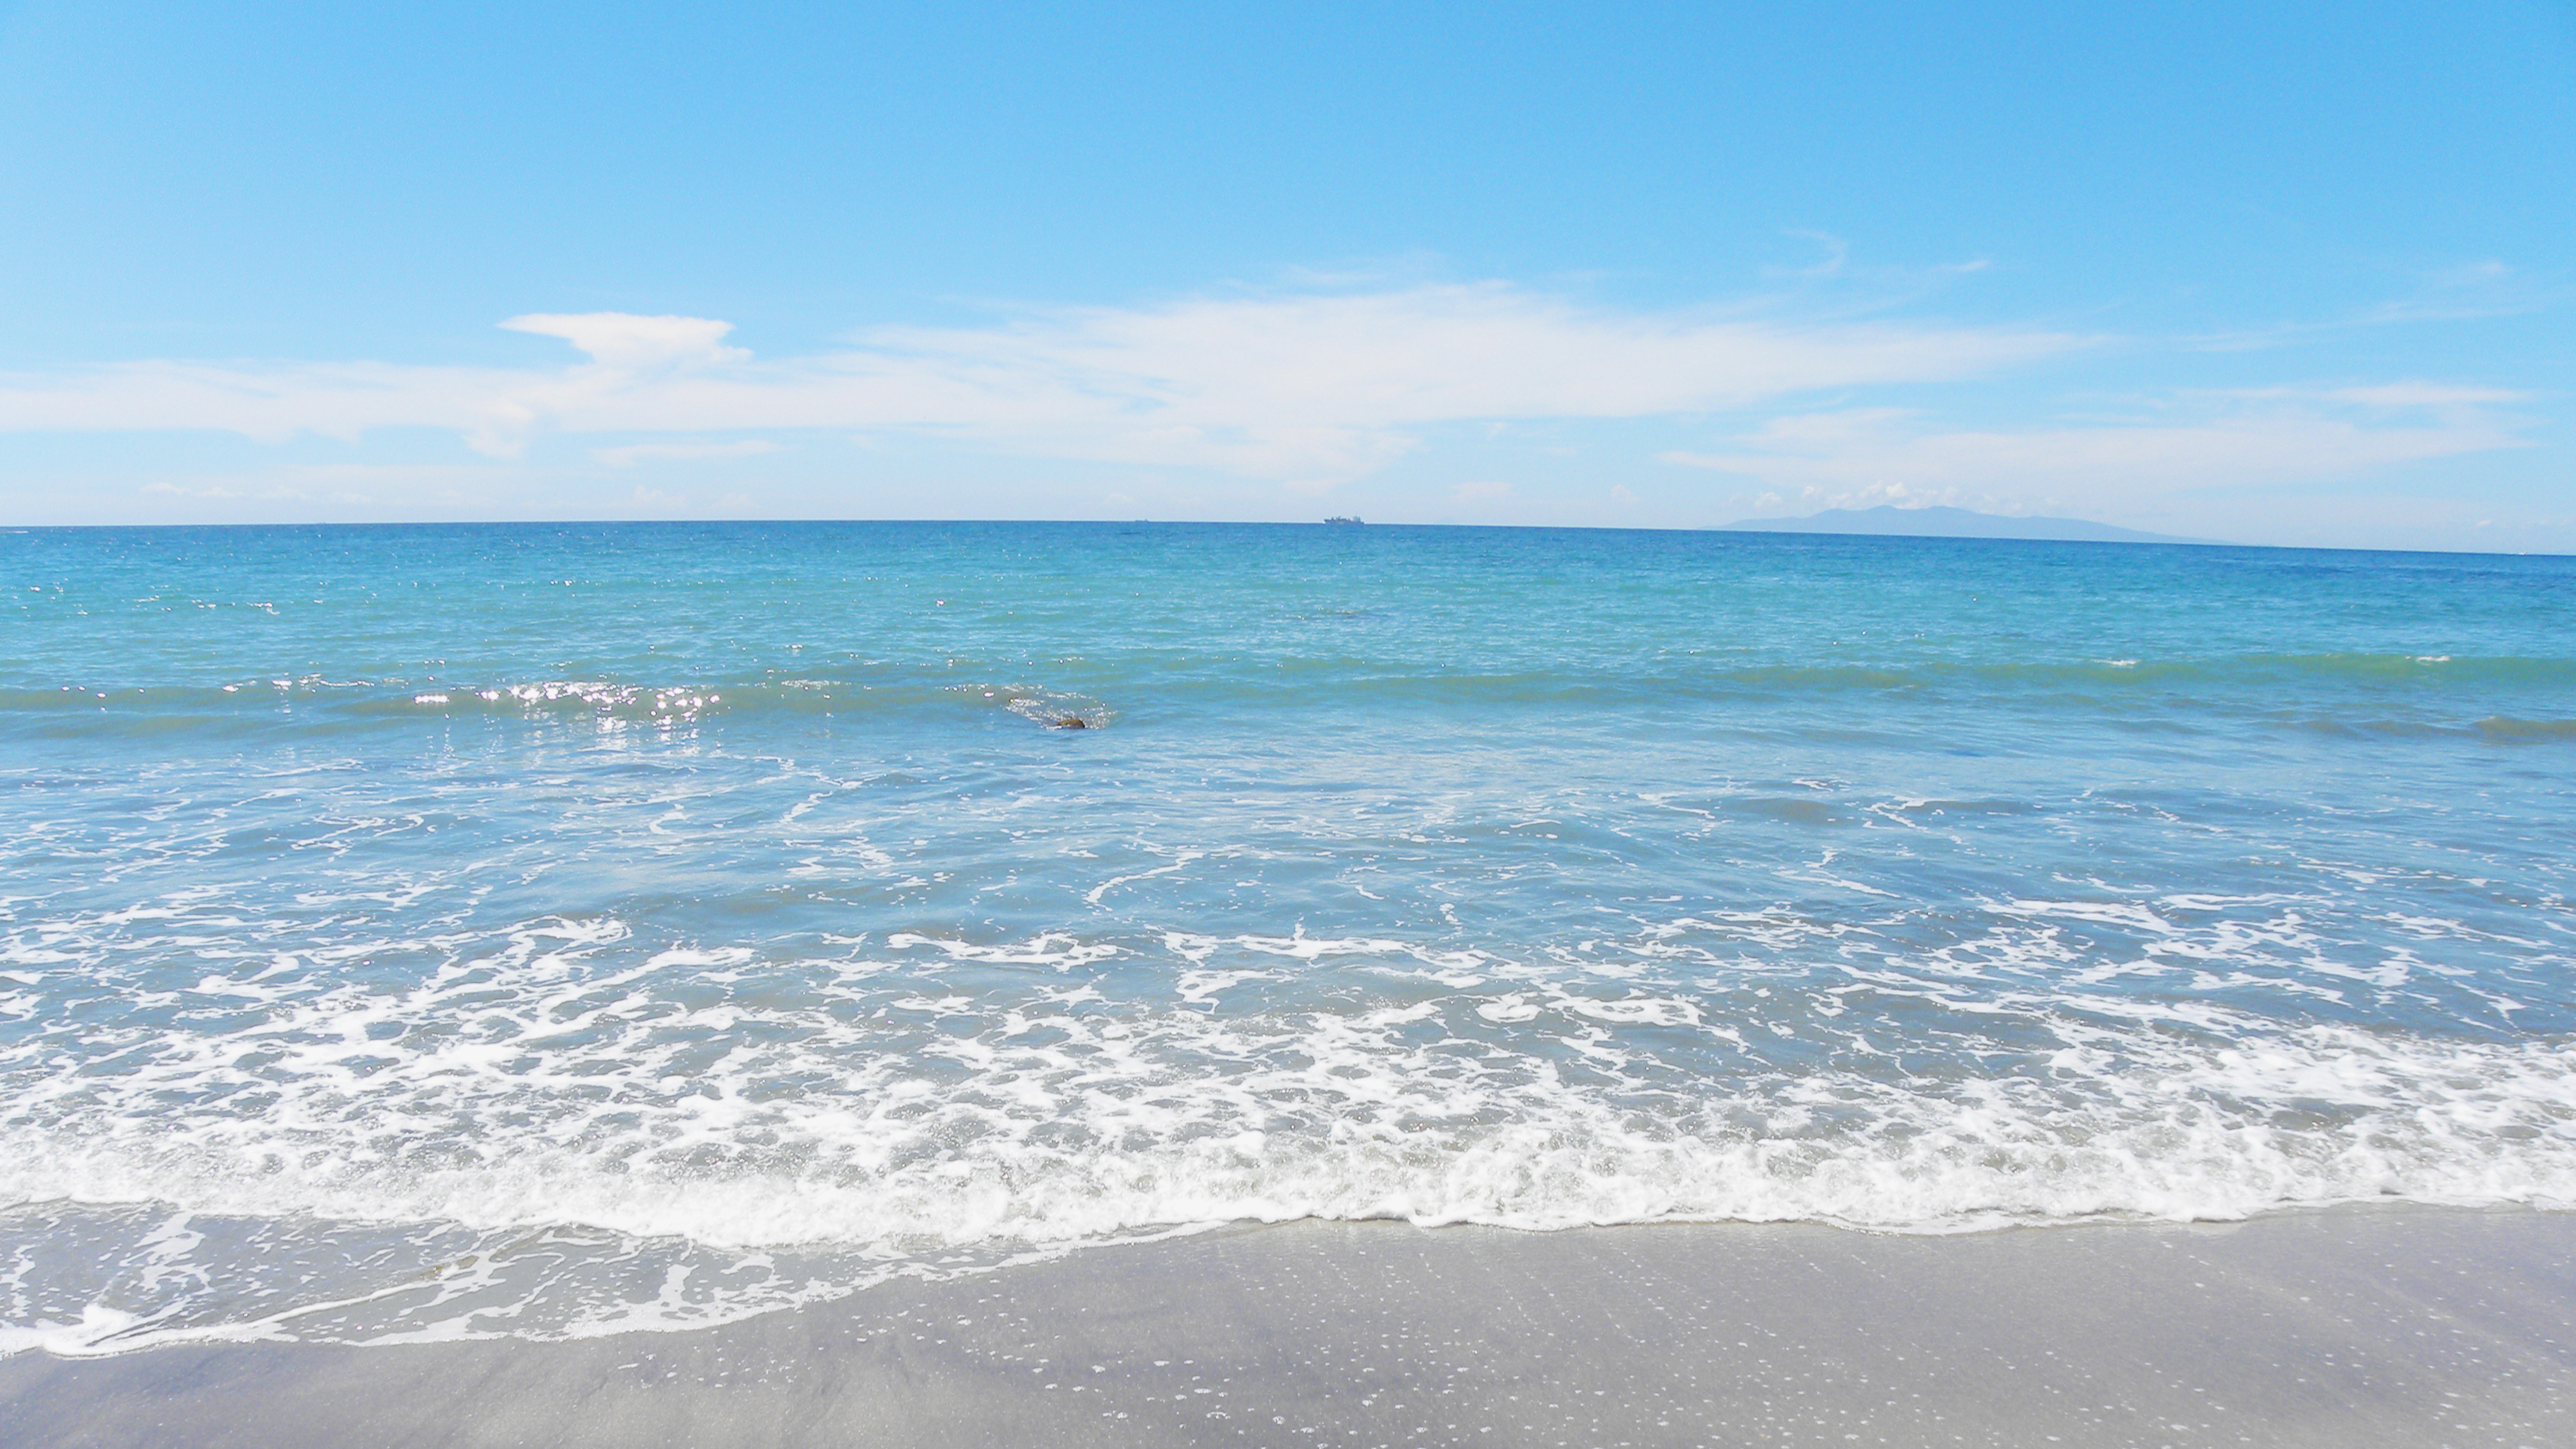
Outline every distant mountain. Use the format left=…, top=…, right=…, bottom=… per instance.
left=1713, top=505, right=2213, bottom=545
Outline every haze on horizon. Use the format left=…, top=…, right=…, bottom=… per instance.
left=0, top=2, right=2567, bottom=553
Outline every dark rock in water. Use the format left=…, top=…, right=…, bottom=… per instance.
left=1054, top=716, right=1090, bottom=730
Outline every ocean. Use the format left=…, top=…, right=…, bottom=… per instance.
left=3, top=520, right=2571, bottom=1355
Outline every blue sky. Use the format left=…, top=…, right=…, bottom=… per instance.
left=2, top=1, right=2568, bottom=549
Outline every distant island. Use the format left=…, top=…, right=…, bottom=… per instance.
left=1714, top=504, right=2215, bottom=545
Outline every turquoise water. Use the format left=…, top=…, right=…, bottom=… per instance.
left=3, top=521, right=2573, bottom=1352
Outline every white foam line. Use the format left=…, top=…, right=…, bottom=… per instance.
left=1083, top=852, right=1205, bottom=908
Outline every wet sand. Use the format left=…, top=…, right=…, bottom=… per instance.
left=2, top=1205, right=2570, bottom=1448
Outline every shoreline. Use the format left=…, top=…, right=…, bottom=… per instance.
left=3, top=1203, right=2569, bottom=1447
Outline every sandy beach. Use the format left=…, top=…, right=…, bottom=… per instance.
left=3, top=1203, right=2568, bottom=1448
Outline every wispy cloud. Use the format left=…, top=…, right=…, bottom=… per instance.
left=2188, top=260, right=2561, bottom=352
left=1662, top=390, right=2530, bottom=512
left=1761, top=231, right=1990, bottom=288
left=1776, top=230, right=1851, bottom=278
left=591, top=439, right=785, bottom=468
left=501, top=313, right=750, bottom=370
left=0, top=285, right=2081, bottom=486
left=2317, top=383, right=2527, bottom=409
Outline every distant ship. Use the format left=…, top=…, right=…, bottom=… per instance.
left=1323, top=515, right=1363, bottom=525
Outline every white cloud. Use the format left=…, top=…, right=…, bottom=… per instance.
left=15, top=290, right=2543, bottom=537
left=2321, top=383, right=2527, bottom=408
left=140, top=482, right=242, bottom=500
left=2209, top=383, right=2531, bottom=409
left=592, top=439, right=784, bottom=468
left=501, top=313, right=750, bottom=370
left=0, top=288, right=2081, bottom=484
left=1662, top=397, right=2527, bottom=512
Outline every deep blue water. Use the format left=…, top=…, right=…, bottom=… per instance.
left=3, top=521, right=2573, bottom=1350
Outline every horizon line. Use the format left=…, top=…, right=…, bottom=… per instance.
left=7, top=516, right=2570, bottom=560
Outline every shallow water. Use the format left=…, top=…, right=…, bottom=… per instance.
left=3, top=521, right=2573, bottom=1352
